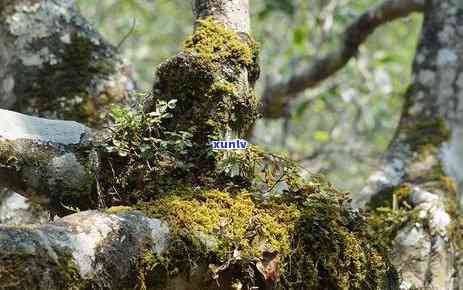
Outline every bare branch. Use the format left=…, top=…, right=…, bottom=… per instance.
left=261, top=0, right=425, bottom=118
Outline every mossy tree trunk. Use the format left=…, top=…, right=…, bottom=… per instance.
left=353, top=0, right=463, bottom=288
left=0, top=1, right=267, bottom=289
left=4, top=0, right=462, bottom=289
left=0, top=1, right=400, bottom=289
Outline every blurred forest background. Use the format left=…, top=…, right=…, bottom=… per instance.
left=77, top=0, right=422, bottom=193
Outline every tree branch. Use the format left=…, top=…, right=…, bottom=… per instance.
left=0, top=210, right=171, bottom=289
left=261, top=0, right=425, bottom=118
left=353, top=0, right=463, bottom=287
left=0, top=109, right=98, bottom=213
left=193, top=0, right=251, bottom=33
left=0, top=0, right=139, bottom=223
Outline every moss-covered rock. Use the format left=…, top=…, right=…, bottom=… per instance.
left=1, top=0, right=132, bottom=126
left=0, top=138, right=95, bottom=216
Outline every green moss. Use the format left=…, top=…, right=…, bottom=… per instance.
left=139, top=190, right=296, bottom=259
left=363, top=183, right=418, bottom=252
left=367, top=206, right=419, bottom=249
left=281, top=186, right=395, bottom=290
left=400, top=116, right=450, bottom=152
left=136, top=249, right=180, bottom=290
left=0, top=139, right=64, bottom=195
left=447, top=207, right=463, bottom=261
left=183, top=18, right=256, bottom=67
left=440, top=176, right=458, bottom=195
left=0, top=250, right=85, bottom=290
left=132, top=177, right=393, bottom=290
left=400, top=86, right=450, bottom=151
left=56, top=252, right=87, bottom=290
left=0, top=139, right=56, bottom=170
left=94, top=17, right=395, bottom=290
left=105, top=206, right=133, bottom=215
left=405, top=144, right=455, bottom=195
left=18, top=32, right=119, bottom=126
left=99, top=118, right=395, bottom=288
left=0, top=140, right=19, bottom=170
left=366, top=186, right=397, bottom=209
left=392, top=185, right=412, bottom=210
left=98, top=134, right=396, bottom=289
left=154, top=17, right=259, bottom=142
left=0, top=139, right=95, bottom=216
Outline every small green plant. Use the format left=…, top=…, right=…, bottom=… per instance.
left=107, top=99, right=189, bottom=159
left=97, top=97, right=196, bottom=203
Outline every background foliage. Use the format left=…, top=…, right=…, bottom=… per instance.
left=77, top=0, right=422, bottom=193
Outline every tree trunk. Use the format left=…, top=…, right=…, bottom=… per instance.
left=0, top=0, right=136, bottom=126
left=0, top=108, right=99, bottom=215
left=7, top=0, right=463, bottom=288
left=354, top=0, right=463, bottom=288
left=0, top=1, right=400, bottom=289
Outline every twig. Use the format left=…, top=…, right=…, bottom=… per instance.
left=117, top=17, right=137, bottom=50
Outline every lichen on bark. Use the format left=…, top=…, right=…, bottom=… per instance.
left=1, top=0, right=135, bottom=127
left=0, top=234, right=85, bottom=290
left=0, top=138, right=95, bottom=216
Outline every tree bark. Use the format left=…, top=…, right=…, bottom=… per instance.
left=0, top=210, right=171, bottom=290
left=0, top=0, right=137, bottom=224
left=353, top=0, right=463, bottom=288
left=0, top=3, right=263, bottom=288
left=0, top=109, right=99, bottom=215
left=0, top=0, right=136, bottom=126
left=193, top=0, right=250, bottom=33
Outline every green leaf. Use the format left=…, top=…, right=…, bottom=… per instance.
left=293, top=26, right=307, bottom=46
left=313, top=131, right=330, bottom=143
left=294, top=100, right=311, bottom=118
